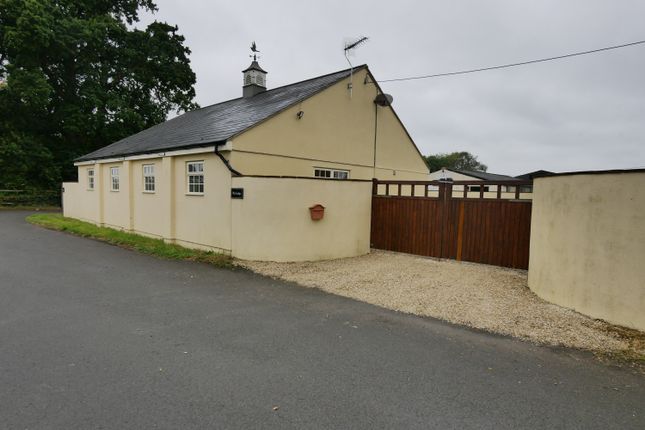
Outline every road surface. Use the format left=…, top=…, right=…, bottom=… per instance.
left=0, top=211, right=643, bottom=429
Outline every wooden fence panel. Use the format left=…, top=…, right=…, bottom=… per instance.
left=370, top=180, right=532, bottom=269
left=371, top=197, right=444, bottom=257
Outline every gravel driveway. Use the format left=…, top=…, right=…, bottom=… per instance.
left=242, top=250, right=643, bottom=356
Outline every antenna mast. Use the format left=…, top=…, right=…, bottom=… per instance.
left=344, top=36, right=368, bottom=98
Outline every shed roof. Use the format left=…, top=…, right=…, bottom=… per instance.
left=76, top=65, right=364, bottom=162
left=450, top=169, right=521, bottom=181
left=515, top=170, right=554, bottom=180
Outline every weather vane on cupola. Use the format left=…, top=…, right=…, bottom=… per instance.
left=250, top=41, right=260, bottom=61
left=242, top=41, right=267, bottom=98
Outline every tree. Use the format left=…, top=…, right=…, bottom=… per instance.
left=423, top=151, right=488, bottom=173
left=0, top=0, right=198, bottom=189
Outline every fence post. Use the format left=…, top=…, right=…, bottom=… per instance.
left=371, top=178, right=378, bottom=196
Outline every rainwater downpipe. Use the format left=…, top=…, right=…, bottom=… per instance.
left=215, top=144, right=242, bottom=176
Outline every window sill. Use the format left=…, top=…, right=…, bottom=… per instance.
left=110, top=190, right=120, bottom=192
left=142, top=191, right=156, bottom=194
left=186, top=192, right=204, bottom=196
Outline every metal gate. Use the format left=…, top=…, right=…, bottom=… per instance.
left=370, top=179, right=533, bottom=269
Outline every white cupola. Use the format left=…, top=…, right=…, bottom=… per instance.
left=242, top=42, right=267, bottom=98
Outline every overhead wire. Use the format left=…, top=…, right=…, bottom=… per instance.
left=376, top=39, right=645, bottom=83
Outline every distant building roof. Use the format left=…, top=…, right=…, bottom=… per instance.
left=450, top=169, right=521, bottom=181
left=515, top=170, right=554, bottom=180
left=76, top=65, right=365, bottom=162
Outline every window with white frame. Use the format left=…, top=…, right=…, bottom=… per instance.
left=87, top=168, right=95, bottom=190
left=314, top=168, right=349, bottom=180
left=110, top=167, right=120, bottom=191
left=143, top=164, right=155, bottom=192
left=186, top=161, right=204, bottom=194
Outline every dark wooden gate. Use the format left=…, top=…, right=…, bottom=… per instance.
left=370, top=179, right=533, bottom=269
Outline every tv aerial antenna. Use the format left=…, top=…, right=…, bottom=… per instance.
left=344, top=36, right=368, bottom=98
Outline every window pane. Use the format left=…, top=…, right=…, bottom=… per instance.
left=315, top=169, right=331, bottom=178
left=110, top=167, right=120, bottom=190
left=188, top=173, right=204, bottom=193
left=334, top=171, right=348, bottom=179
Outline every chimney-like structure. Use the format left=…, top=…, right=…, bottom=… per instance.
left=242, top=59, right=267, bottom=98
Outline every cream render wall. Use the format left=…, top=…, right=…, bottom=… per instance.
left=172, top=153, right=232, bottom=252
left=101, top=162, right=130, bottom=230
left=528, top=172, right=645, bottom=331
left=229, top=151, right=427, bottom=180
left=231, top=177, right=372, bottom=262
left=131, top=158, right=166, bottom=238
left=63, top=150, right=373, bottom=262
left=230, top=68, right=429, bottom=180
left=63, top=166, right=100, bottom=223
left=64, top=152, right=234, bottom=253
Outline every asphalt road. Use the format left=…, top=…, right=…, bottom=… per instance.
left=0, top=211, right=643, bottom=429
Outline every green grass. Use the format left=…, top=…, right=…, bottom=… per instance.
left=1, top=205, right=61, bottom=211
left=26, top=213, right=233, bottom=268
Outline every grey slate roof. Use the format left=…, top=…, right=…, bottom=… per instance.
left=515, top=170, right=554, bottom=180
left=451, top=169, right=521, bottom=181
left=76, top=66, right=362, bottom=162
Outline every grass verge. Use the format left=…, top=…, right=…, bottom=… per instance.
left=1, top=205, right=61, bottom=211
left=26, top=213, right=232, bottom=268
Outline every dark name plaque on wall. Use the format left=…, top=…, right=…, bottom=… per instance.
left=231, top=188, right=244, bottom=199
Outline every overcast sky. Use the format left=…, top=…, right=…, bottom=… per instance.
left=141, top=0, right=645, bottom=175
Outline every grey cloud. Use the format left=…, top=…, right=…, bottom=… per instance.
left=140, top=0, right=645, bottom=175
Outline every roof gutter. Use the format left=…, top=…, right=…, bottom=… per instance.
left=73, top=144, right=222, bottom=166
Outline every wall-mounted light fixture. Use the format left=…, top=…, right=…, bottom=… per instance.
left=296, top=110, right=304, bottom=120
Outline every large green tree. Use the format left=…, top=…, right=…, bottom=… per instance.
left=423, top=151, right=488, bottom=173
left=0, top=0, right=198, bottom=189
